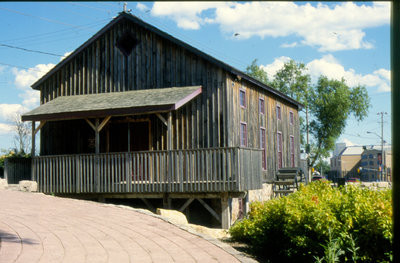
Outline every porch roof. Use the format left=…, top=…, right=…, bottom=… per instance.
left=22, top=86, right=202, bottom=121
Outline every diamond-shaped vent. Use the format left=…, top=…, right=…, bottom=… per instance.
left=116, top=32, right=139, bottom=56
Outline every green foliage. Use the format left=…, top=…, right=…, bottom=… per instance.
left=245, top=59, right=271, bottom=86
left=229, top=181, right=392, bottom=263
left=314, top=229, right=345, bottom=263
left=272, top=59, right=311, bottom=107
left=308, top=77, right=371, bottom=164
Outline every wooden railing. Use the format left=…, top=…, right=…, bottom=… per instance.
left=33, top=147, right=262, bottom=194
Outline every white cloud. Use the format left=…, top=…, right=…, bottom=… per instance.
left=147, top=2, right=389, bottom=52
left=60, top=51, right=73, bottom=61
left=151, top=2, right=229, bottom=30
left=305, top=54, right=390, bottom=92
left=258, top=54, right=390, bottom=93
left=260, top=56, right=291, bottom=77
left=11, top=63, right=54, bottom=111
left=12, top=63, right=54, bottom=89
left=0, top=123, right=13, bottom=135
left=0, top=104, right=27, bottom=121
left=136, top=3, right=148, bottom=12
left=281, top=42, right=298, bottom=48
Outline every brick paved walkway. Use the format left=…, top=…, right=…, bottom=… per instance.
left=0, top=190, right=251, bottom=263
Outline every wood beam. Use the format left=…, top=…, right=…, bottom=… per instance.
left=97, top=116, right=111, bottom=132
left=179, top=198, right=194, bottom=212
left=196, top=198, right=221, bottom=223
left=85, top=118, right=96, bottom=131
left=156, top=113, right=168, bottom=126
left=34, top=121, right=47, bottom=136
left=141, top=198, right=156, bottom=212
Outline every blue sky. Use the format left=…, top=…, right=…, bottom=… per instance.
left=0, top=2, right=391, bottom=154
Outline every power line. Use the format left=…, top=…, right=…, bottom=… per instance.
left=0, top=6, right=83, bottom=29
left=0, top=43, right=63, bottom=57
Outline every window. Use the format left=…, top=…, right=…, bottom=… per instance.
left=289, top=111, right=294, bottom=125
left=276, top=105, right=281, bottom=120
left=369, top=154, right=373, bottom=159
left=240, top=122, right=247, bottom=147
left=239, top=88, right=246, bottom=108
left=290, top=135, right=295, bottom=167
left=277, top=132, right=283, bottom=169
left=362, top=155, right=368, bottom=159
left=369, top=161, right=374, bottom=166
left=260, top=127, right=266, bottom=170
left=259, top=97, right=265, bottom=114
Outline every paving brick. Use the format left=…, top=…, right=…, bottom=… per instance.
left=0, top=190, right=246, bottom=263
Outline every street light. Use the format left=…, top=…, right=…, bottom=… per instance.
left=367, top=131, right=386, bottom=181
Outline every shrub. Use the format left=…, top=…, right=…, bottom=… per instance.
left=229, top=180, right=392, bottom=263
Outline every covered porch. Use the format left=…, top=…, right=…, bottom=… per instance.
left=22, top=86, right=263, bottom=195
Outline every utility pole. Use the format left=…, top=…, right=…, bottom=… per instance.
left=378, top=112, right=387, bottom=181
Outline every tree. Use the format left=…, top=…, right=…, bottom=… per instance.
left=12, top=114, right=31, bottom=155
left=271, top=60, right=311, bottom=146
left=245, top=59, right=371, bottom=171
left=245, top=59, right=270, bottom=85
left=308, top=76, right=370, bottom=167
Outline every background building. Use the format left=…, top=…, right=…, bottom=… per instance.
left=330, top=144, right=363, bottom=179
left=360, top=145, right=392, bottom=181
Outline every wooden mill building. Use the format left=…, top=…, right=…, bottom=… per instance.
left=22, top=12, right=302, bottom=228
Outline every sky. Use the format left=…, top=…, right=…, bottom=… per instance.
left=0, top=1, right=392, bottom=155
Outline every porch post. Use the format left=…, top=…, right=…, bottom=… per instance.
left=95, top=118, right=100, bottom=192
left=221, top=192, right=231, bottom=229
left=167, top=112, right=172, bottom=193
left=95, top=118, right=100, bottom=154
left=31, top=121, right=35, bottom=181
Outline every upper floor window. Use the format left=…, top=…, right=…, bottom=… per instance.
left=277, top=132, right=283, bottom=169
left=276, top=105, right=281, bottom=120
left=290, top=135, right=295, bottom=167
left=369, top=154, right=374, bottom=159
left=239, top=88, right=246, bottom=108
left=260, top=127, right=266, bottom=170
left=289, top=111, right=294, bottom=125
left=259, top=97, right=265, bottom=114
left=240, top=122, right=247, bottom=147
left=362, top=155, right=368, bottom=159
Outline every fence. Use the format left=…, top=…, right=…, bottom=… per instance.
left=4, top=157, right=32, bottom=184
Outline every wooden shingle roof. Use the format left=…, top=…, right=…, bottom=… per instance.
left=22, top=86, right=202, bottom=121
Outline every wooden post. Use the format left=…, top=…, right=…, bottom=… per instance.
left=221, top=192, right=230, bottom=229
left=31, top=121, right=35, bottom=181
left=95, top=119, right=100, bottom=192
left=167, top=112, right=172, bottom=192
left=95, top=119, right=100, bottom=154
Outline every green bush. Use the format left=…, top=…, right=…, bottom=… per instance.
left=229, top=181, right=392, bottom=263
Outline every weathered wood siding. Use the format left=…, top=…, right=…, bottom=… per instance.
left=38, top=18, right=229, bottom=151
left=226, top=75, right=300, bottom=182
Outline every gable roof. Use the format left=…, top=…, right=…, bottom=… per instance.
left=31, top=12, right=303, bottom=110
